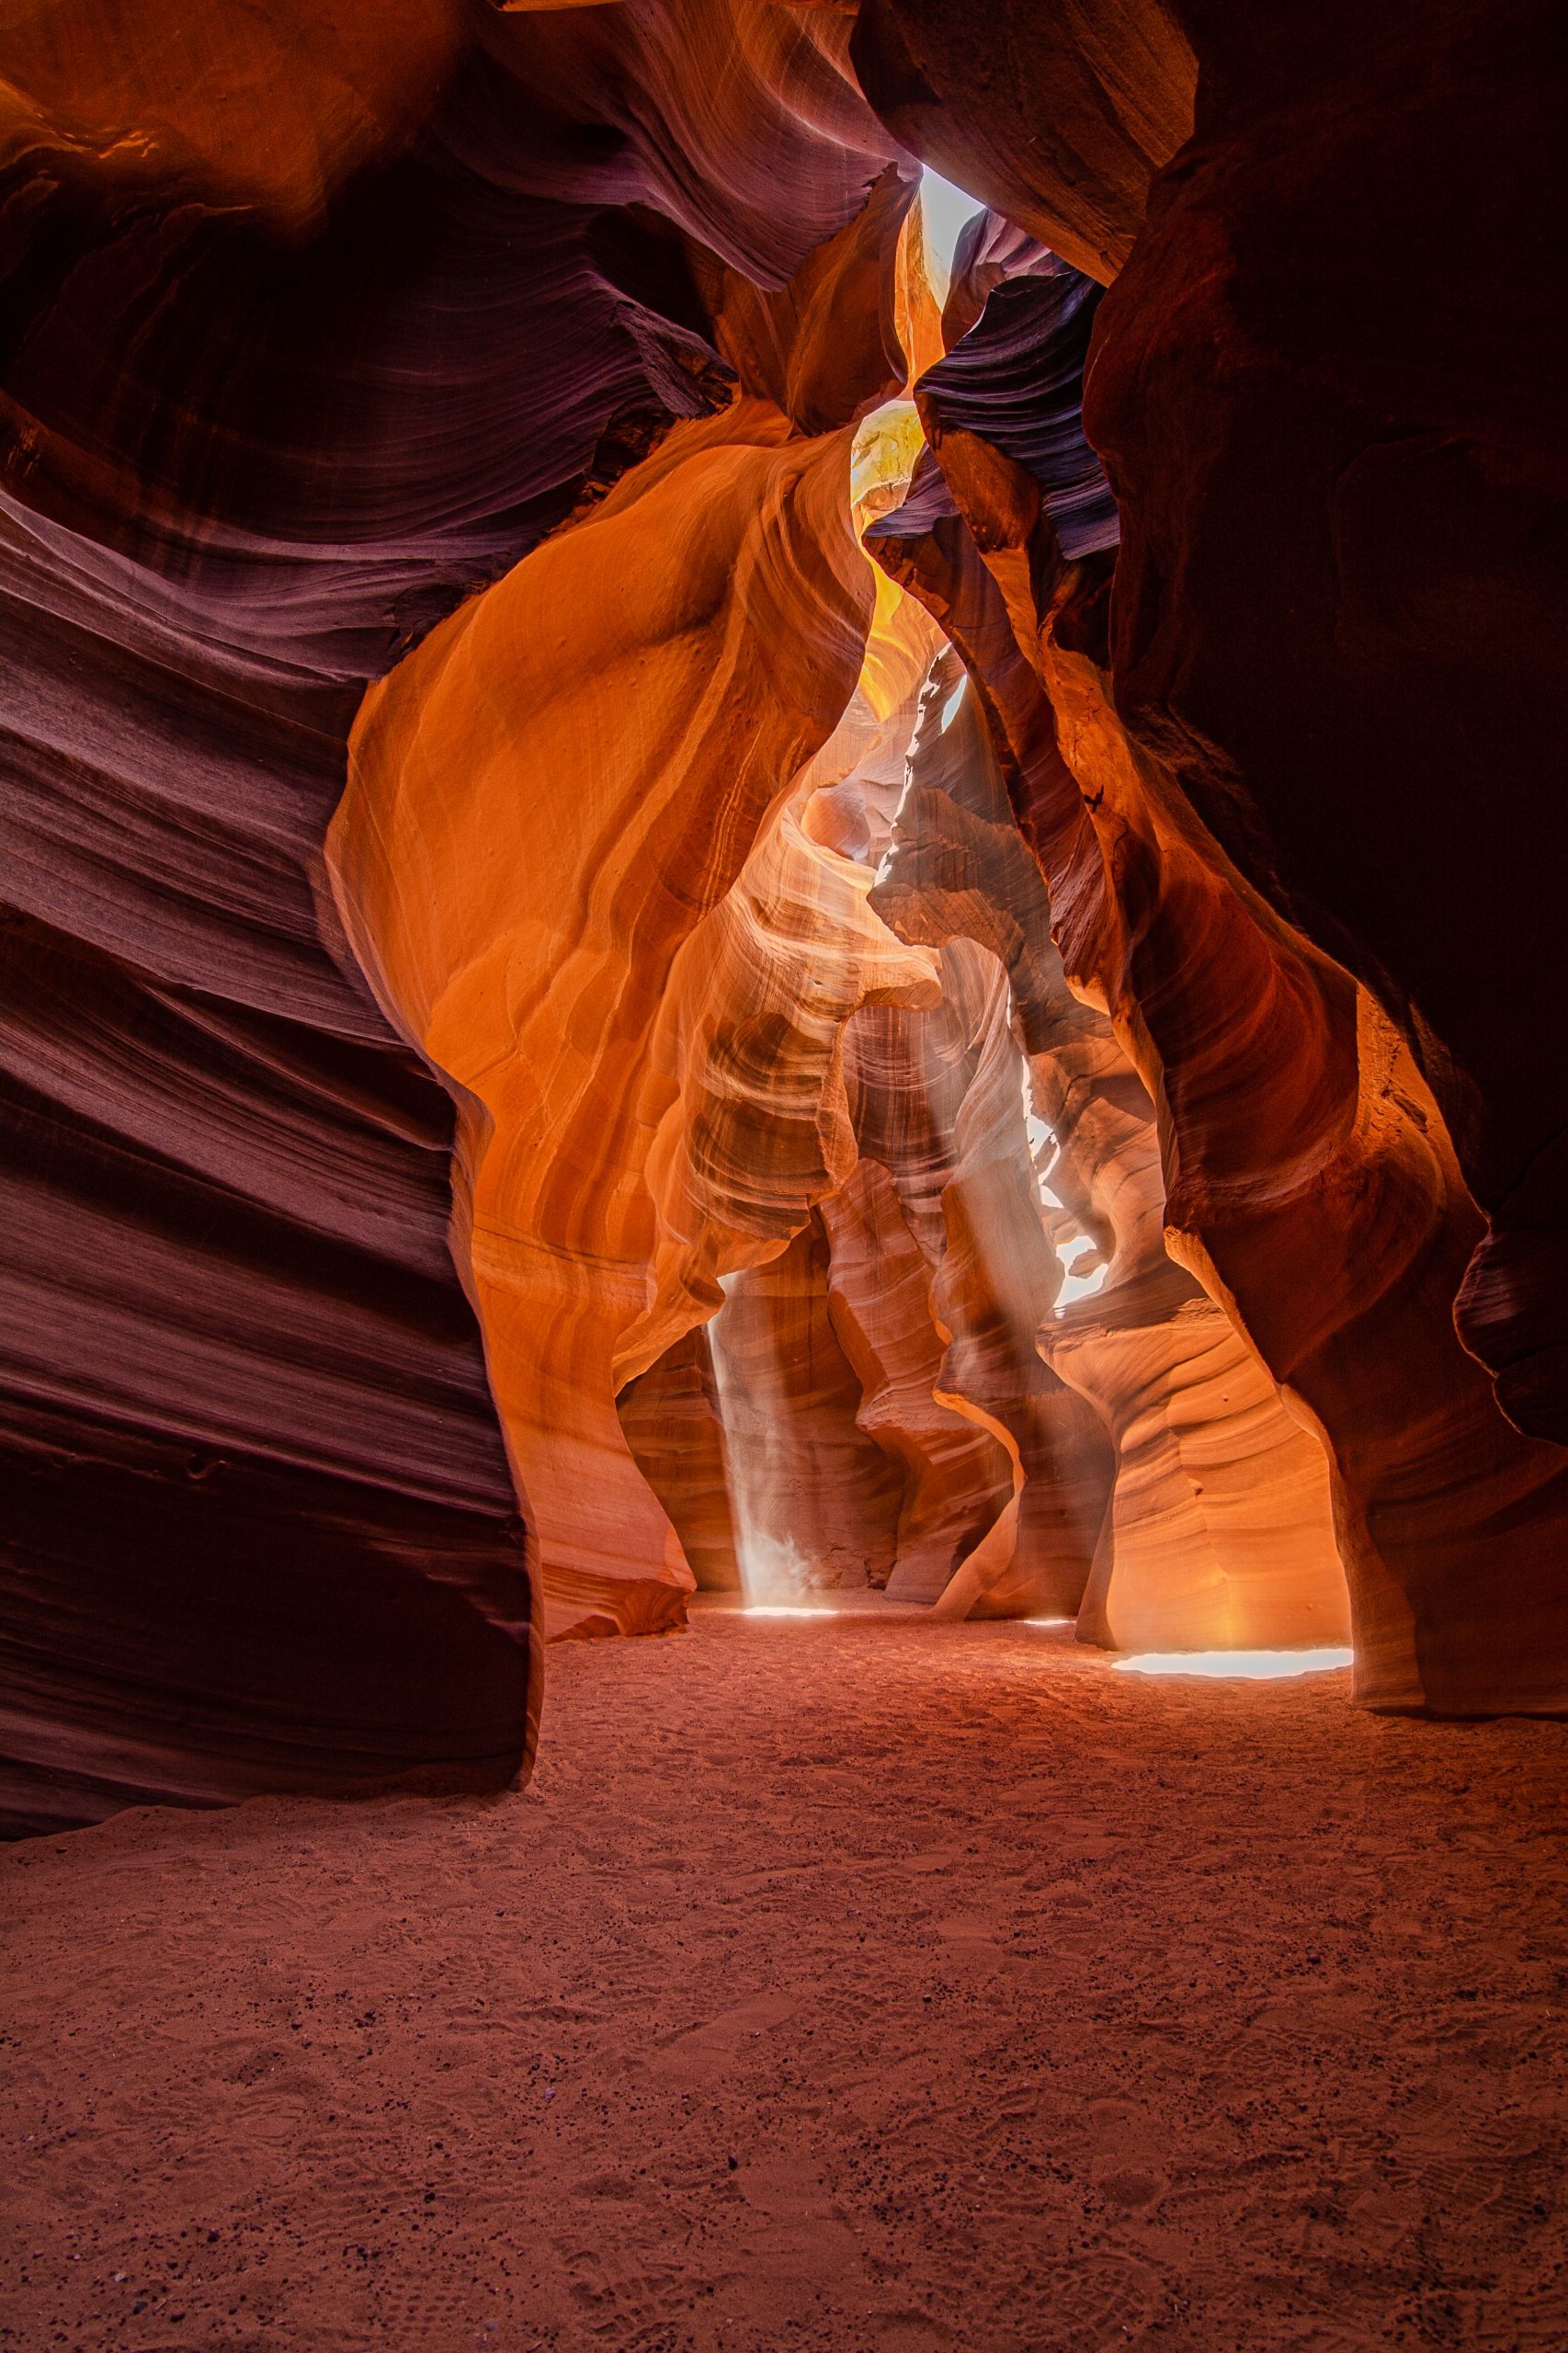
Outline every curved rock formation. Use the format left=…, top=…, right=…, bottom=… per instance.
left=873, top=653, right=1347, bottom=1652
left=617, top=1326, right=741, bottom=1597
left=841, top=940, right=1113, bottom=1621
left=3, top=0, right=1562, bottom=1833
left=851, top=0, right=1196, bottom=283
left=818, top=1157, right=1016, bottom=1606
left=332, top=403, right=901, bottom=1637
left=856, top=2, right=1567, bottom=1455
left=1082, top=0, right=1568, bottom=1450
left=0, top=0, right=903, bottom=1813
left=868, top=265, right=1568, bottom=1710
left=578, top=494, right=1115, bottom=1624
left=0, top=0, right=466, bottom=226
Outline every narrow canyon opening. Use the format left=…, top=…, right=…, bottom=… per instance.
left=317, top=167, right=1429, bottom=1682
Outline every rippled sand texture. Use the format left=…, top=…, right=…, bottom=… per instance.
left=5, top=1609, right=1566, bottom=2352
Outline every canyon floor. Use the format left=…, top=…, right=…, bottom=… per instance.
left=4, top=1608, right=1567, bottom=2353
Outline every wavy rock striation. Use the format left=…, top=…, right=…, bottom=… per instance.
left=0, top=3, right=902, bottom=1817
left=858, top=3, right=1567, bottom=1451
left=617, top=1326, right=741, bottom=1597
left=868, top=256, right=1568, bottom=1710
left=330, top=135, right=938, bottom=1640
left=838, top=938, right=1112, bottom=1621
left=850, top=0, right=1196, bottom=284
left=873, top=653, right=1347, bottom=1651
left=817, top=1157, right=1017, bottom=1607
left=1082, top=0, right=1568, bottom=1452
left=332, top=403, right=899, bottom=1639
left=3, top=0, right=1562, bottom=1829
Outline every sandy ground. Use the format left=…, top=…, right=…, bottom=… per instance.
left=4, top=1609, right=1568, bottom=2353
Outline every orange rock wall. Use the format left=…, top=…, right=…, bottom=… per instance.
left=1043, top=610, right=1568, bottom=1705
left=818, top=1159, right=1016, bottom=1605
left=0, top=0, right=926, bottom=1824
left=616, top=1327, right=741, bottom=1596
left=868, top=339, right=1566, bottom=1706
left=330, top=404, right=887, bottom=1636
left=852, top=0, right=1196, bottom=283
left=871, top=654, right=1347, bottom=1651
left=6, top=0, right=1562, bottom=1836
left=1083, top=0, right=1568, bottom=1451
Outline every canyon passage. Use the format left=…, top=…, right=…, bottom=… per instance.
left=1, top=0, right=1565, bottom=2346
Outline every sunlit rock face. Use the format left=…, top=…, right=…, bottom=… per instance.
left=330, top=148, right=947, bottom=1638
left=839, top=939, right=1114, bottom=1621
left=867, top=234, right=1568, bottom=1711
left=857, top=0, right=1568, bottom=1459
left=617, top=1327, right=741, bottom=1597
left=818, top=1159, right=1017, bottom=1606
left=606, top=539, right=1346, bottom=1642
left=618, top=688, right=1099, bottom=1622
left=332, top=407, right=899, bottom=1638
left=852, top=5, right=1567, bottom=1463
left=873, top=654, right=1348, bottom=1652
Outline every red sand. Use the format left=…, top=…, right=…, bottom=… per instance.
left=4, top=1611, right=1567, bottom=2352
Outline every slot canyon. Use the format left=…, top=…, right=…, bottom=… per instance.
left=1, top=3, right=1564, bottom=2347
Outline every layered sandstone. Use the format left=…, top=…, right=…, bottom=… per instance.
left=2, top=0, right=1562, bottom=1839
left=851, top=0, right=1196, bottom=283
left=332, top=404, right=902, bottom=1638
left=854, top=0, right=1567, bottom=1471
left=0, top=0, right=905, bottom=1818
left=868, top=246, right=1568, bottom=1708
left=872, top=653, right=1348, bottom=1652
left=1084, top=0, right=1568, bottom=1449
left=817, top=1158, right=1017, bottom=1606
left=617, top=1328, right=741, bottom=1596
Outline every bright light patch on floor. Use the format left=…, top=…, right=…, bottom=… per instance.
left=1112, top=1648, right=1355, bottom=1679
left=743, top=1606, right=841, bottom=1619
left=1024, top=1617, right=1074, bottom=1628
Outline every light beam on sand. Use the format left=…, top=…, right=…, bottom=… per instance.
left=743, top=1606, right=842, bottom=1618
left=1113, top=1648, right=1354, bottom=1679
